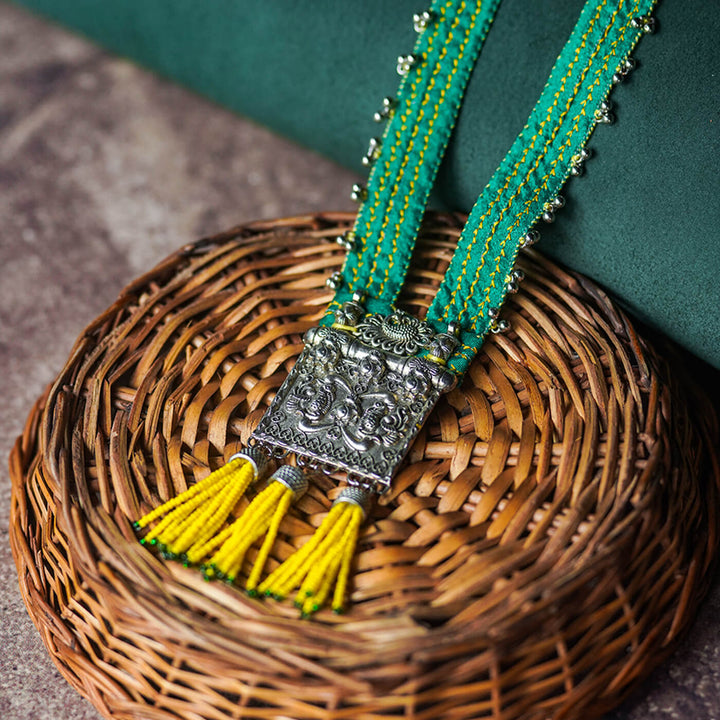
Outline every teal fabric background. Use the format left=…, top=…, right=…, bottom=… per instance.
left=10, top=0, right=720, bottom=369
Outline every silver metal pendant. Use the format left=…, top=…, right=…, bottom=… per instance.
left=252, top=306, right=458, bottom=493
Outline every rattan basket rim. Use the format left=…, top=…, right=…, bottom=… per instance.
left=10, top=211, right=720, bottom=720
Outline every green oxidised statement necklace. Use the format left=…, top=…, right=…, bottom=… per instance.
left=134, top=0, right=657, bottom=616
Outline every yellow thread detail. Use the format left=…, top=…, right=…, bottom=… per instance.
left=424, top=354, right=447, bottom=366
left=350, top=0, right=446, bottom=289
left=466, top=6, right=632, bottom=333
left=440, top=0, right=614, bottom=323
left=457, top=0, right=635, bottom=330
left=368, top=0, right=470, bottom=298
left=375, top=0, right=479, bottom=300
left=331, top=323, right=358, bottom=333
left=469, top=3, right=627, bottom=326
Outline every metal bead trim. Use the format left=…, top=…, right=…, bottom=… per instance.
left=334, top=485, right=374, bottom=517
left=229, top=446, right=270, bottom=480
left=426, top=328, right=460, bottom=365
left=397, top=54, right=419, bottom=76
left=351, top=290, right=367, bottom=304
left=362, top=137, right=382, bottom=167
left=491, top=318, right=511, bottom=334
left=350, top=184, right=368, bottom=202
left=332, top=299, right=364, bottom=329
left=570, top=147, right=592, bottom=176
left=542, top=196, right=564, bottom=224
left=271, top=465, right=309, bottom=497
left=335, top=232, right=356, bottom=251
left=413, top=10, right=433, bottom=33
left=521, top=229, right=540, bottom=248
left=373, top=97, right=396, bottom=123
left=613, top=57, right=636, bottom=83
left=295, top=454, right=338, bottom=475
left=594, top=100, right=614, bottom=124
left=631, top=15, right=656, bottom=33
left=504, top=267, right=525, bottom=295
left=326, top=271, right=343, bottom=290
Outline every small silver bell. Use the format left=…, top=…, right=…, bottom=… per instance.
left=397, top=54, right=419, bottom=76
left=350, top=184, right=368, bottom=202
left=491, top=318, right=511, bottom=334
left=631, top=15, right=656, bottom=33
left=521, top=230, right=540, bottom=248
left=413, top=10, right=433, bottom=33
left=613, top=57, right=637, bottom=83
left=362, top=137, right=382, bottom=167
left=271, top=465, right=309, bottom=498
left=594, top=100, right=614, bottom=124
left=373, top=96, right=395, bottom=123
left=335, top=232, right=356, bottom=251
left=570, top=147, right=592, bottom=175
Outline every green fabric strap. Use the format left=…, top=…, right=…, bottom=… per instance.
left=327, top=0, right=502, bottom=317
left=330, top=0, right=658, bottom=376
left=433, top=0, right=658, bottom=374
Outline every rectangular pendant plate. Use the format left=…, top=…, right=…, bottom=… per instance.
left=251, top=311, right=456, bottom=492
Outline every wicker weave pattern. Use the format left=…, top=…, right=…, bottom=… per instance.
left=10, top=213, right=719, bottom=720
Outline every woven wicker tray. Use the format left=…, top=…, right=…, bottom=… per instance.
left=10, top=212, right=719, bottom=720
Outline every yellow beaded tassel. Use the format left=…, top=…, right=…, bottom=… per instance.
left=258, top=486, right=372, bottom=616
left=134, top=447, right=269, bottom=563
left=196, top=465, right=308, bottom=592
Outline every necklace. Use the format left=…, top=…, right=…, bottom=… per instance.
left=135, top=0, right=657, bottom=616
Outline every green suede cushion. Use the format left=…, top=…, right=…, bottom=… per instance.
left=12, top=0, right=720, bottom=369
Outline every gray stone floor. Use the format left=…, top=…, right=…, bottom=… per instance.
left=1, top=3, right=718, bottom=719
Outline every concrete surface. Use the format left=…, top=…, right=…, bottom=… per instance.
left=1, top=3, right=718, bottom=719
